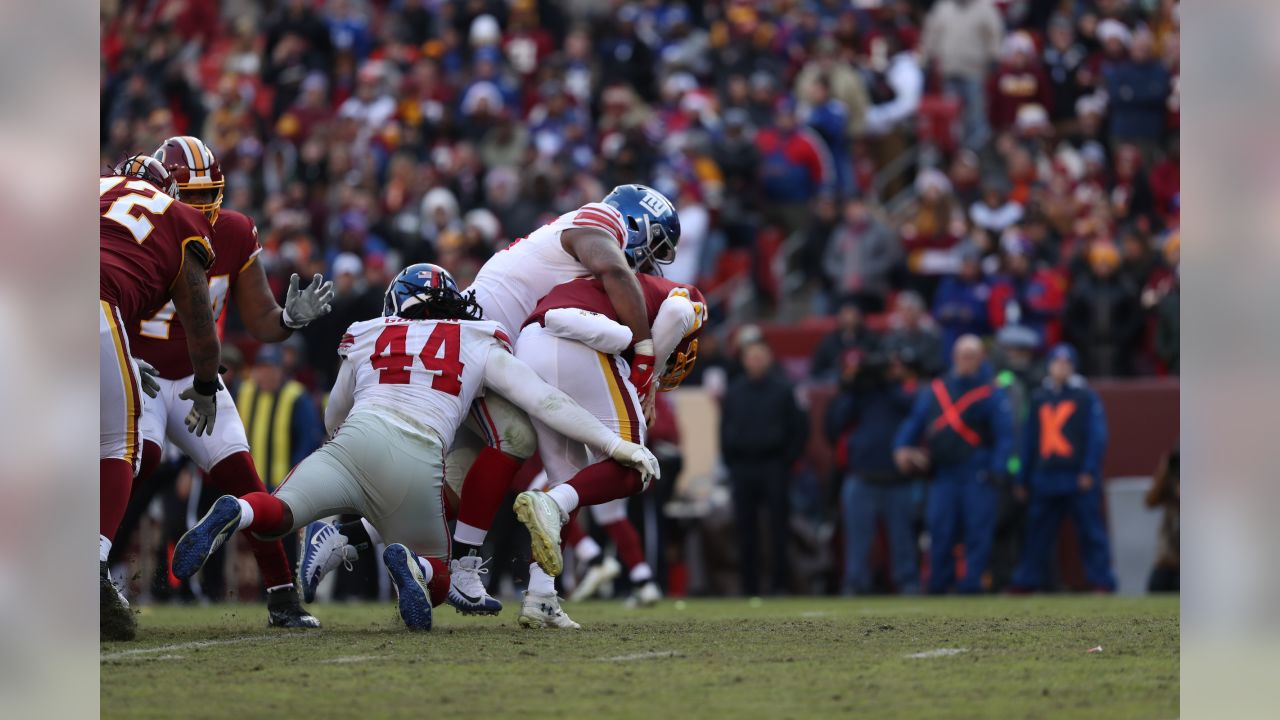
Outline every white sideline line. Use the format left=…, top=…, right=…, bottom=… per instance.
left=598, top=650, right=680, bottom=662
left=319, top=655, right=391, bottom=664
left=906, top=648, right=969, bottom=659
left=101, top=634, right=278, bottom=661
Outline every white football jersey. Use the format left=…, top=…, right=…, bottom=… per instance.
left=337, top=316, right=513, bottom=441
left=465, top=202, right=628, bottom=340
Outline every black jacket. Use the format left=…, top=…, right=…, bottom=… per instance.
left=720, top=370, right=808, bottom=466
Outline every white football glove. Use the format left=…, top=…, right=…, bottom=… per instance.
left=282, top=273, right=335, bottom=329
left=134, top=357, right=161, bottom=398
left=179, top=383, right=219, bottom=436
left=610, top=440, right=661, bottom=489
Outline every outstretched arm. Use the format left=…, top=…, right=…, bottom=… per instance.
left=563, top=227, right=652, bottom=350
left=234, top=261, right=334, bottom=342
left=325, top=358, right=356, bottom=436
left=482, top=347, right=659, bottom=479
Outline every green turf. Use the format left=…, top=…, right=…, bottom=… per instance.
left=101, top=596, right=1178, bottom=719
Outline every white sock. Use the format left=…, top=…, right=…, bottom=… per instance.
left=576, top=536, right=603, bottom=565
left=99, top=535, right=111, bottom=563
left=630, top=562, right=654, bottom=584
left=528, top=563, right=556, bottom=595
left=235, top=499, right=255, bottom=531
left=416, top=555, right=435, bottom=584
left=454, top=520, right=487, bottom=548
left=361, top=517, right=383, bottom=545
left=546, top=484, right=579, bottom=517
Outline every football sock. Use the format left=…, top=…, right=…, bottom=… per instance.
left=630, top=563, right=654, bottom=584
left=605, top=519, right=646, bottom=572
left=239, top=492, right=287, bottom=535
left=575, top=536, right=603, bottom=566
left=420, top=555, right=450, bottom=606
left=210, top=452, right=293, bottom=588
left=547, top=484, right=580, bottom=517
left=455, top=447, right=521, bottom=537
left=100, top=458, right=133, bottom=544
left=564, top=460, right=643, bottom=507
left=529, top=563, right=556, bottom=595
left=452, top=521, right=487, bottom=560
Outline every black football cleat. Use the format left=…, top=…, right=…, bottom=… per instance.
left=266, top=585, right=321, bottom=629
left=100, top=561, right=137, bottom=642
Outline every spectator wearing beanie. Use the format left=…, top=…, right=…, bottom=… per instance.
left=922, top=0, right=1005, bottom=150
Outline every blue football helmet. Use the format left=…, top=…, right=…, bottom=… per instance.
left=602, top=184, right=680, bottom=271
left=383, top=263, right=482, bottom=320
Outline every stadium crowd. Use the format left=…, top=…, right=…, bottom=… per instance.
left=101, top=0, right=1179, bottom=600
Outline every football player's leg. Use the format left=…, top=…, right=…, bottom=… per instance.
left=99, top=303, right=141, bottom=640
left=544, top=352, right=648, bottom=518
left=366, top=427, right=452, bottom=628
left=450, top=424, right=519, bottom=558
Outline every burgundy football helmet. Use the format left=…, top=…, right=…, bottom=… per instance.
left=153, top=135, right=225, bottom=223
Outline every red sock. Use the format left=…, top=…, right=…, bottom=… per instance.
left=241, top=491, right=288, bottom=536
left=209, top=452, right=293, bottom=587
left=100, top=458, right=133, bottom=541
left=561, top=514, right=587, bottom=547
left=566, top=460, right=644, bottom=507
left=457, top=448, right=522, bottom=532
left=605, top=518, right=645, bottom=570
left=137, top=440, right=162, bottom=486
left=424, top=556, right=450, bottom=606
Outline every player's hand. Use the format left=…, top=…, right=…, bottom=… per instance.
left=283, top=273, right=335, bottom=329
left=179, top=382, right=220, bottom=436
left=642, top=389, right=658, bottom=428
left=611, top=440, right=661, bottom=486
left=134, top=357, right=161, bottom=398
left=629, top=338, right=656, bottom=402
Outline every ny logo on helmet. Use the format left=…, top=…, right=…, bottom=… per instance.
left=638, top=191, right=673, bottom=218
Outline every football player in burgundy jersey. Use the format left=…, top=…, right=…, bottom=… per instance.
left=100, top=155, right=221, bottom=641
left=123, top=136, right=334, bottom=629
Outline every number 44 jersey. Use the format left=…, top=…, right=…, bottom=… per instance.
left=336, top=316, right=514, bottom=441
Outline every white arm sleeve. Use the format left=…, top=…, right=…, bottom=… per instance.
left=482, top=347, right=622, bottom=456
left=652, top=295, right=698, bottom=369
left=324, top=359, right=356, bottom=436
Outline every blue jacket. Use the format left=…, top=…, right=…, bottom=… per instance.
left=932, top=275, right=992, bottom=359
left=825, top=381, right=916, bottom=481
left=1103, top=59, right=1171, bottom=142
left=894, top=368, right=1014, bottom=479
left=1018, top=375, right=1107, bottom=495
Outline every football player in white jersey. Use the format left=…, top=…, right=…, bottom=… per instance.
left=169, top=264, right=659, bottom=631
left=296, top=184, right=682, bottom=616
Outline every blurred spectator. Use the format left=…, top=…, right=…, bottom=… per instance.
left=987, top=32, right=1050, bottom=135
left=1145, top=448, right=1180, bottom=593
left=720, top=340, right=807, bottom=596
left=1065, top=242, right=1142, bottom=376
left=794, top=35, right=869, bottom=143
left=968, top=181, right=1023, bottom=235
left=1042, top=15, right=1089, bottom=125
left=922, top=0, right=1004, bottom=149
left=236, top=344, right=324, bottom=492
left=894, top=335, right=1014, bottom=594
left=797, top=76, right=854, bottom=197
left=827, top=349, right=920, bottom=595
left=933, top=244, right=992, bottom=357
left=987, top=323, right=1040, bottom=590
left=822, top=198, right=900, bottom=312
left=987, top=236, right=1066, bottom=350
left=1155, top=262, right=1180, bottom=375
left=810, top=300, right=880, bottom=382
left=757, top=101, right=833, bottom=234
left=1010, top=344, right=1116, bottom=593
left=883, top=291, right=944, bottom=379
left=1102, top=27, right=1171, bottom=159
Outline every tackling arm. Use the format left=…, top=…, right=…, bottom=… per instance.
left=482, top=347, right=660, bottom=479
left=233, top=260, right=290, bottom=342
left=563, top=229, right=652, bottom=345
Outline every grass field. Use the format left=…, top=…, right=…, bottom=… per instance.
left=101, top=595, right=1178, bottom=719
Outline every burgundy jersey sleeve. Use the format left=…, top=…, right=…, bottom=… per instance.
left=211, top=209, right=263, bottom=281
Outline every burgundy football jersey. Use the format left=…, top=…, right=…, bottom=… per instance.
left=525, top=274, right=705, bottom=332
left=100, top=175, right=214, bottom=326
left=128, top=209, right=263, bottom=379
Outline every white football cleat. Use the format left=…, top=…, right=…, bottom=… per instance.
left=513, top=491, right=567, bottom=576
left=447, top=552, right=503, bottom=615
left=298, top=520, right=357, bottom=604
left=570, top=556, right=622, bottom=602
left=625, top=580, right=663, bottom=609
left=518, top=591, right=581, bottom=629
